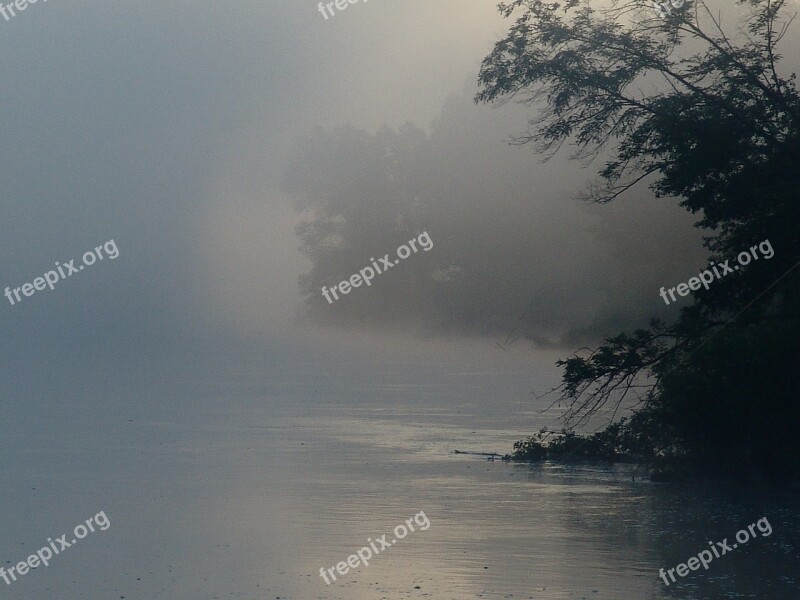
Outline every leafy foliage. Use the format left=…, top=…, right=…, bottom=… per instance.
left=508, top=424, right=626, bottom=461
left=479, top=0, right=800, bottom=483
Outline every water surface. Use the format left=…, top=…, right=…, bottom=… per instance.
left=2, top=362, right=797, bottom=599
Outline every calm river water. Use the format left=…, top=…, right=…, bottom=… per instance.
left=2, top=359, right=798, bottom=600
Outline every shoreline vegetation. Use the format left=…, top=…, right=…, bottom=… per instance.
left=475, top=0, right=800, bottom=487
left=501, top=424, right=675, bottom=479
left=499, top=424, right=798, bottom=487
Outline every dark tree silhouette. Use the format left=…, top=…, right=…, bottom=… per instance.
left=478, top=0, right=800, bottom=482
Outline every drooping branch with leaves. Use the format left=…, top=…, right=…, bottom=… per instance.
left=478, top=0, right=800, bottom=481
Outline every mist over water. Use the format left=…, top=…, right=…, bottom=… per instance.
left=2, top=353, right=797, bottom=600
left=2, top=0, right=800, bottom=598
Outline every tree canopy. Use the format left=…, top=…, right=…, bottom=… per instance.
left=478, top=0, right=800, bottom=483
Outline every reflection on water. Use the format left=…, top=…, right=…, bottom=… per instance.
left=1, top=365, right=798, bottom=599
left=284, top=410, right=800, bottom=600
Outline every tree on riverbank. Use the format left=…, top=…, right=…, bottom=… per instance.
left=477, top=0, right=800, bottom=483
